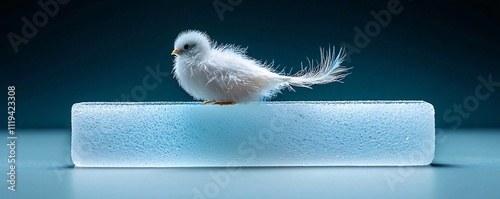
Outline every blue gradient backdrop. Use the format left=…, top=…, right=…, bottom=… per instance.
left=1, top=0, right=499, bottom=128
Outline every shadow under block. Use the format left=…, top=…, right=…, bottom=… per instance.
left=71, top=101, right=435, bottom=167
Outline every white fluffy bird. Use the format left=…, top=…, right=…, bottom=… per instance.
left=171, top=30, right=350, bottom=105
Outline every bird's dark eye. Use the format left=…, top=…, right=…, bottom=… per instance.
left=183, top=44, right=190, bottom=50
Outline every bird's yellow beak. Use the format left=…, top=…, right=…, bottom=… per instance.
left=171, top=49, right=183, bottom=55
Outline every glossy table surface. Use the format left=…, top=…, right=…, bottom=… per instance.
left=1, top=129, right=499, bottom=199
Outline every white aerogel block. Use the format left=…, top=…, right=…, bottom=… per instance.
left=71, top=101, right=435, bottom=167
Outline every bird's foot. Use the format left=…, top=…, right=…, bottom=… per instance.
left=213, top=101, right=236, bottom=106
left=202, top=100, right=236, bottom=105
left=202, top=100, right=216, bottom=104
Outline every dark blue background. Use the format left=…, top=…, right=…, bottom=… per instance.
left=1, top=0, right=499, bottom=128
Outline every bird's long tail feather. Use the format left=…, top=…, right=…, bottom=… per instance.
left=287, top=47, right=351, bottom=89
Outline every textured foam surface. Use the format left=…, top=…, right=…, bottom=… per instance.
left=71, top=101, right=435, bottom=167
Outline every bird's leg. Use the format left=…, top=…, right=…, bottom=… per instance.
left=202, top=100, right=216, bottom=104
left=213, top=101, right=236, bottom=106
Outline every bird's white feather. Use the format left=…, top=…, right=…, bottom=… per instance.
left=288, top=47, right=350, bottom=89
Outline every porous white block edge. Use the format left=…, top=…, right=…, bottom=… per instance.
left=71, top=101, right=435, bottom=167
